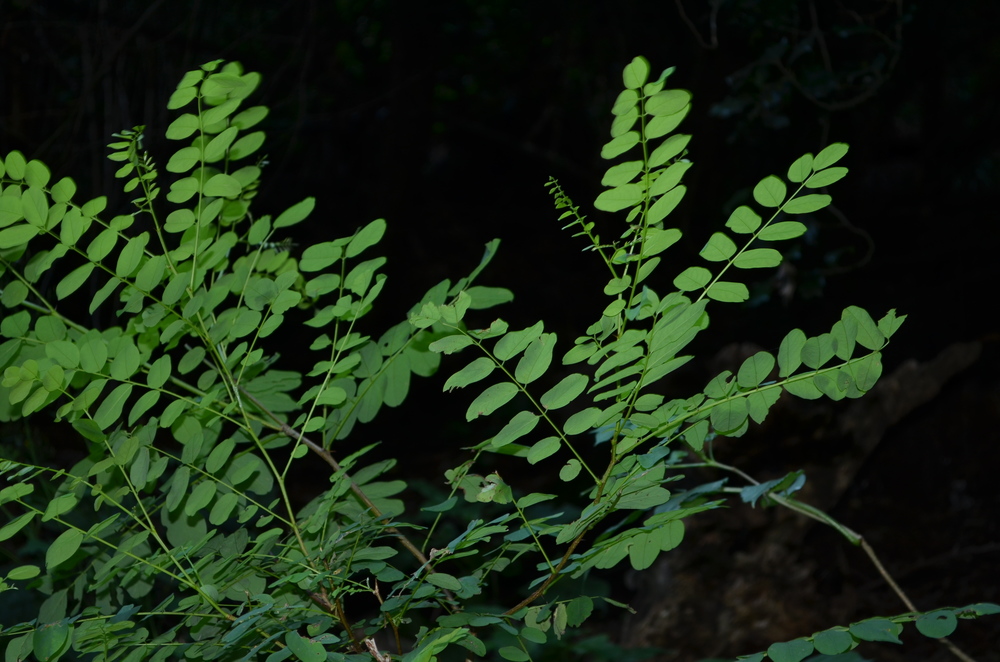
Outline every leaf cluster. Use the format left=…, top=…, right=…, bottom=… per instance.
left=0, top=56, right=994, bottom=662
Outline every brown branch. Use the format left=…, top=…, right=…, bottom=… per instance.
left=238, top=386, right=431, bottom=569
left=860, top=539, right=978, bottom=662
left=674, top=0, right=719, bottom=49
left=503, top=533, right=587, bottom=616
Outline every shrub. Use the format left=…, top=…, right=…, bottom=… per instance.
left=0, top=56, right=995, bottom=662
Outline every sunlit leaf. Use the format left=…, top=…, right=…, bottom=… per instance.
left=782, top=193, right=831, bottom=214
left=813, top=142, right=849, bottom=169
left=699, top=233, right=737, bottom=261
left=753, top=175, right=786, bottom=207
left=725, top=206, right=761, bottom=234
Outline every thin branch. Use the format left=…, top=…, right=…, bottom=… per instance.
left=238, top=386, right=431, bottom=569
left=674, top=0, right=719, bottom=49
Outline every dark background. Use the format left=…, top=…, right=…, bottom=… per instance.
left=2, top=1, right=998, bottom=660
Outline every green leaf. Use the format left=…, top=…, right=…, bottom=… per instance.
left=813, top=142, right=849, bottom=169
left=165, top=113, right=200, bottom=140
left=86, top=228, right=118, bottom=261
left=559, top=458, right=582, bottom=481
left=673, top=266, right=711, bottom=292
left=601, top=132, right=640, bottom=159
left=274, top=197, right=315, bottom=228
left=426, top=572, right=464, bottom=591
left=805, top=166, right=848, bottom=188
left=645, top=184, right=686, bottom=224
left=648, top=134, right=691, bottom=167
left=725, top=206, right=762, bottom=234
left=166, top=146, right=201, bottom=173
left=617, top=486, right=671, bottom=510
left=465, top=286, right=513, bottom=309
left=466, top=382, right=519, bottom=421
left=777, top=328, right=806, bottom=377
left=540, top=373, right=589, bottom=410
left=498, top=646, right=529, bottom=662
left=915, top=610, right=957, bottom=638
left=210, top=492, right=240, bottom=525
left=646, top=105, right=691, bottom=139
left=648, top=161, right=691, bottom=197
left=610, top=107, right=639, bottom=137
left=646, top=89, right=691, bottom=116
left=428, top=335, right=474, bottom=354
left=830, top=318, right=857, bottom=361
left=444, top=357, right=495, bottom=391
left=0, top=223, right=39, bottom=249
left=800, top=333, right=835, bottom=369
left=733, top=248, right=782, bottom=269
left=33, top=620, right=70, bottom=662
left=628, top=532, right=661, bottom=570
left=94, top=383, right=132, bottom=429
left=491, top=411, right=540, bottom=448
left=601, top=161, right=643, bottom=186
left=494, top=321, right=544, bottom=361
left=41, top=492, right=79, bottom=522
left=46, top=528, right=83, bottom=569
left=782, top=193, right=831, bottom=214
left=594, top=183, right=643, bottom=212
left=515, top=333, right=555, bottom=384
left=285, top=632, right=325, bottom=662
left=849, top=618, right=902, bottom=644
left=786, top=153, right=814, bottom=183
left=186, top=480, right=217, bottom=516
left=203, top=173, right=242, bottom=198
left=699, top=232, right=737, bottom=261
left=706, top=281, right=748, bottom=302
left=129, top=390, right=161, bottom=425
left=766, top=638, right=814, bottom=662
left=110, top=341, right=141, bottom=380
left=45, top=341, right=80, bottom=369
left=710, top=396, right=748, bottom=433
left=232, top=105, right=269, bottom=129
left=843, top=306, right=885, bottom=350
left=115, top=233, right=149, bottom=278
left=737, top=351, right=776, bottom=388
left=784, top=377, right=823, bottom=400
left=747, top=387, right=781, bottom=424
left=1, top=281, right=28, bottom=307
left=48, top=177, right=76, bottom=204
left=347, top=218, right=386, bottom=257
left=21, top=188, right=49, bottom=226
left=0, top=512, right=37, bottom=542
left=564, top=407, right=601, bottom=435
left=526, top=436, right=561, bottom=465
left=299, top=241, right=342, bottom=272
left=642, top=227, right=682, bottom=257
left=622, top=56, right=650, bottom=89
left=611, top=89, right=638, bottom=115
left=758, top=221, right=807, bottom=241
left=0, top=195, right=23, bottom=227
left=6, top=565, right=40, bottom=581
left=812, top=629, right=854, bottom=655
left=877, top=308, right=906, bottom=338
left=4, top=150, right=27, bottom=179
left=753, top=175, right=786, bottom=207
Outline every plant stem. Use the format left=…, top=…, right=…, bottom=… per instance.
left=238, top=386, right=431, bottom=570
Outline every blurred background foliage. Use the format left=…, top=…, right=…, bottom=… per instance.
left=2, top=1, right=998, bottom=659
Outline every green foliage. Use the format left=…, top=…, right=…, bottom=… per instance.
left=0, top=56, right=995, bottom=662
